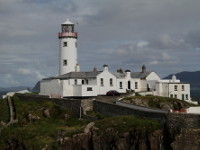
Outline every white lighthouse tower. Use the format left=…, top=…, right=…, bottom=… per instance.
left=58, top=19, right=78, bottom=75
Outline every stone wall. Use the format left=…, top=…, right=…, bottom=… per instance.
left=15, top=94, right=200, bottom=128
left=167, top=113, right=200, bottom=129
left=93, top=100, right=167, bottom=121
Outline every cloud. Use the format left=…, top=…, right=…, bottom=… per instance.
left=137, top=41, right=149, bottom=48
left=17, top=68, right=32, bottom=75
left=17, top=68, right=46, bottom=80
left=1, top=0, right=200, bottom=87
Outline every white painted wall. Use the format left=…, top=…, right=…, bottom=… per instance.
left=59, top=37, right=77, bottom=75
left=96, top=70, right=117, bottom=95
left=168, top=83, right=190, bottom=100
left=187, top=107, right=200, bottom=114
left=116, top=79, right=126, bottom=93
left=40, top=79, right=63, bottom=97
left=63, top=80, right=74, bottom=97
left=146, top=72, right=160, bottom=81
left=73, top=85, right=98, bottom=97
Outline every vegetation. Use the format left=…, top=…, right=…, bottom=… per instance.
left=0, top=96, right=89, bottom=149
left=0, top=98, right=9, bottom=123
left=95, top=115, right=162, bottom=133
left=0, top=95, right=163, bottom=149
left=122, top=95, right=196, bottom=110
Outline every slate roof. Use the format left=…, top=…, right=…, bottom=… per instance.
left=51, top=71, right=102, bottom=80
left=131, top=72, right=152, bottom=79
left=42, top=71, right=153, bottom=81
left=111, top=72, right=126, bottom=78
left=111, top=72, right=152, bottom=79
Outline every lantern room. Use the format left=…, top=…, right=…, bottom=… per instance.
left=58, top=19, right=78, bottom=39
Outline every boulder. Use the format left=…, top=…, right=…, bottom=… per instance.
left=43, top=108, right=50, bottom=118
left=28, top=114, right=40, bottom=122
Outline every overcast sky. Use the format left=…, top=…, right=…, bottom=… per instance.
left=0, top=0, right=200, bottom=88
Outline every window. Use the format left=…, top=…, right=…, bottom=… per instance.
left=135, top=82, right=138, bottom=89
left=174, top=85, right=178, bottom=91
left=74, top=79, right=77, bottom=85
left=186, top=94, right=188, bottom=100
left=63, top=59, right=67, bottom=66
left=86, top=80, right=89, bottom=85
left=182, top=94, right=184, bottom=100
left=63, top=42, right=67, bottom=47
left=87, top=87, right=93, bottom=91
left=119, top=82, right=123, bottom=89
left=170, top=94, right=173, bottom=98
left=82, top=80, right=84, bottom=85
left=100, top=78, right=104, bottom=86
left=75, top=42, right=77, bottom=47
left=110, top=78, right=113, bottom=86
left=174, top=94, right=177, bottom=99
left=182, top=85, right=185, bottom=91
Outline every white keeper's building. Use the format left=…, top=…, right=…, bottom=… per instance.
left=40, top=19, right=193, bottom=103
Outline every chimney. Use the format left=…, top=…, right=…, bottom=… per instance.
left=117, top=68, right=123, bottom=73
left=103, top=64, right=108, bottom=71
left=93, top=66, right=97, bottom=72
left=75, top=64, right=80, bottom=72
left=172, top=75, right=176, bottom=82
left=125, top=69, right=131, bottom=78
left=141, top=64, right=146, bottom=73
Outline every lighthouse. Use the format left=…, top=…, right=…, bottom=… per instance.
left=58, top=19, right=78, bottom=75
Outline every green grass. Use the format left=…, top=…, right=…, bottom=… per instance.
left=95, top=115, right=162, bottom=134
left=86, top=110, right=107, bottom=119
left=0, top=96, right=89, bottom=149
left=122, top=95, right=196, bottom=110
left=0, top=118, right=87, bottom=149
left=0, top=98, right=9, bottom=123
left=0, top=96, right=163, bottom=149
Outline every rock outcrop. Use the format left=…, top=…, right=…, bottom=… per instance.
left=58, top=126, right=163, bottom=150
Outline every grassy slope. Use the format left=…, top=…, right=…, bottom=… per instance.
left=95, top=115, right=161, bottom=133
left=122, top=95, right=196, bottom=110
left=0, top=96, right=89, bottom=149
left=0, top=96, right=162, bottom=149
left=0, top=98, right=9, bottom=123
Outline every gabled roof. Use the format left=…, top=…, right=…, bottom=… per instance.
left=42, top=71, right=153, bottom=81
left=111, top=72, right=126, bottom=78
left=111, top=71, right=152, bottom=79
left=52, top=71, right=102, bottom=80
left=131, top=72, right=152, bottom=79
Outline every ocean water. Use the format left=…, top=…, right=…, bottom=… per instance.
left=191, top=90, right=200, bottom=101
left=0, top=91, right=9, bottom=99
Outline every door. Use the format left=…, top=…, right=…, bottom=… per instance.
left=128, top=81, right=131, bottom=90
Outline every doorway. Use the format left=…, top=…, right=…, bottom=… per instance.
left=128, top=81, right=131, bottom=90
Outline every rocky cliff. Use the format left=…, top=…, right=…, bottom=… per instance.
left=58, top=126, right=163, bottom=150
left=1, top=95, right=200, bottom=150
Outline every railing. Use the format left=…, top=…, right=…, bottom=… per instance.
left=58, top=32, right=78, bottom=38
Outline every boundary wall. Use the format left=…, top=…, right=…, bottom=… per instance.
left=93, top=100, right=168, bottom=121
left=15, top=94, right=82, bottom=116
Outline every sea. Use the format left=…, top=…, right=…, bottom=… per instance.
left=191, top=90, right=200, bottom=101
left=0, top=91, right=9, bottom=99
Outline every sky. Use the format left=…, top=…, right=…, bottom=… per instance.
left=0, top=0, right=200, bottom=88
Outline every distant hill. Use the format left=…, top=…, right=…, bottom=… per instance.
left=32, top=81, right=40, bottom=93
left=0, top=86, right=31, bottom=92
left=164, top=71, right=200, bottom=89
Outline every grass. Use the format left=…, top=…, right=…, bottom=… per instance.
left=0, top=98, right=9, bottom=123
left=95, top=115, right=162, bottom=134
left=0, top=96, right=89, bottom=149
left=0, top=95, right=163, bottom=149
left=86, top=110, right=107, bottom=119
left=122, top=95, right=196, bottom=110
